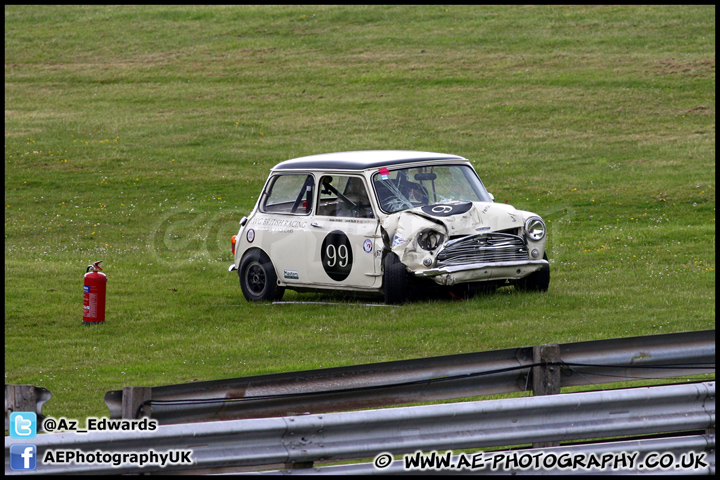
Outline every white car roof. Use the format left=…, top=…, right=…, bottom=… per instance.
left=272, top=150, right=467, bottom=172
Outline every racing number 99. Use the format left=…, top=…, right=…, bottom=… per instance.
left=321, top=231, right=353, bottom=281
left=325, top=243, right=349, bottom=268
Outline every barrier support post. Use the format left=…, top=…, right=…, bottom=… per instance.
left=532, top=344, right=561, bottom=448
left=121, top=386, right=152, bottom=419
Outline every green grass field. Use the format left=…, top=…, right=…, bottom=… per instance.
left=5, top=5, right=715, bottom=424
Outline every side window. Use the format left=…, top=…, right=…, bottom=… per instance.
left=316, top=175, right=374, bottom=218
left=260, top=174, right=314, bottom=215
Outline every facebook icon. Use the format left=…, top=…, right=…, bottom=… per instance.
left=10, top=444, right=37, bottom=471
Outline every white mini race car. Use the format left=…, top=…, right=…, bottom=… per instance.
left=229, top=151, right=549, bottom=304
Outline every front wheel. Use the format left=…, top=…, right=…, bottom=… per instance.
left=383, top=251, right=408, bottom=305
left=239, top=250, right=285, bottom=302
left=515, top=253, right=550, bottom=292
left=450, top=281, right=498, bottom=299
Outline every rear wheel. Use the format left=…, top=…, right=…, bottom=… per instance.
left=383, top=251, right=408, bottom=305
left=515, top=253, right=550, bottom=292
left=239, top=250, right=285, bottom=301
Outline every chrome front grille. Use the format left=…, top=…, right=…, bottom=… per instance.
left=435, top=233, right=528, bottom=267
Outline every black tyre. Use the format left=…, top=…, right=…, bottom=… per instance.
left=450, top=281, right=498, bottom=299
left=515, top=253, right=550, bottom=292
left=383, top=251, right=408, bottom=305
left=239, top=250, right=285, bottom=302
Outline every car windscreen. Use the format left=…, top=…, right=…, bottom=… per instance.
left=371, top=164, right=492, bottom=214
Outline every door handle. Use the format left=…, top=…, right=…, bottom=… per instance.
left=311, top=222, right=323, bottom=228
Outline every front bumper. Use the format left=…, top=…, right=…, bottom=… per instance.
left=414, top=259, right=548, bottom=286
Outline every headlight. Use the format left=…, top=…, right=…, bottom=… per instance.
left=417, top=229, right=445, bottom=251
left=525, top=217, right=546, bottom=241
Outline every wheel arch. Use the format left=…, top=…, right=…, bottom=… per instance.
left=239, top=246, right=278, bottom=274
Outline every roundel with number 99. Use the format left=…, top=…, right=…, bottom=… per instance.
left=321, top=231, right=353, bottom=281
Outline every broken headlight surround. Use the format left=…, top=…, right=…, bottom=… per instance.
left=417, top=228, right=445, bottom=251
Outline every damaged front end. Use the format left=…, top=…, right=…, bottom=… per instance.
left=382, top=201, right=548, bottom=288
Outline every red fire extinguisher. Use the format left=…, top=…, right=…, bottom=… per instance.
left=83, top=260, right=107, bottom=325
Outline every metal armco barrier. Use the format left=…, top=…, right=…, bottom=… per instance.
left=105, top=329, right=715, bottom=424
left=5, top=381, right=715, bottom=475
left=4, top=385, right=51, bottom=432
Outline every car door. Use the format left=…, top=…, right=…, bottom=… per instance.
left=305, top=174, right=381, bottom=290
